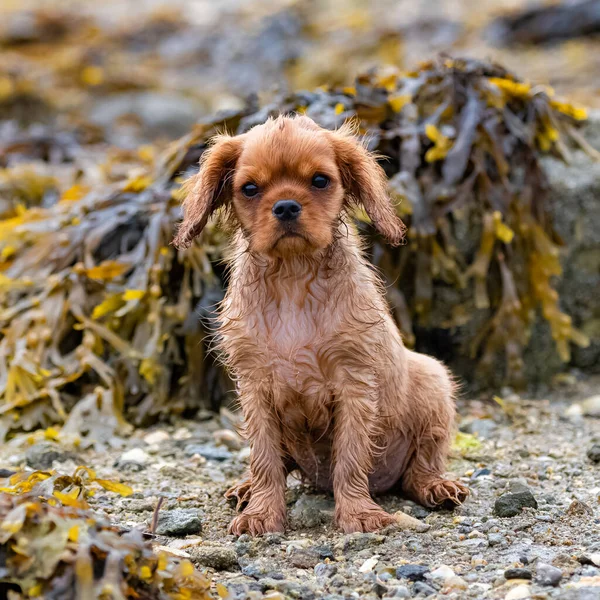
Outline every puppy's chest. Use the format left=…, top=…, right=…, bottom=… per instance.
left=241, top=294, right=336, bottom=391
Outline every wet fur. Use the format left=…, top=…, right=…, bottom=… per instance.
left=173, top=115, right=468, bottom=535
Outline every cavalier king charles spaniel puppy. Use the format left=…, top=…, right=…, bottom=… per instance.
left=173, top=115, right=468, bottom=535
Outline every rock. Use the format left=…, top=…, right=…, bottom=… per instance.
left=488, top=533, right=505, bottom=546
left=587, top=444, right=600, bottom=463
left=393, top=511, right=431, bottom=532
left=395, top=564, right=429, bottom=581
left=290, top=494, right=334, bottom=529
left=118, top=447, right=150, bottom=465
left=383, top=585, right=410, bottom=598
left=314, top=563, right=338, bottom=578
left=504, top=568, right=532, bottom=580
left=155, top=509, right=203, bottom=536
left=428, top=565, right=455, bottom=581
left=288, top=547, right=320, bottom=569
left=542, top=142, right=600, bottom=377
left=189, top=546, right=237, bottom=571
left=213, top=429, right=242, bottom=451
left=412, top=581, right=436, bottom=596
left=535, top=563, right=562, bottom=587
left=494, top=485, right=538, bottom=517
left=581, top=396, right=600, bottom=417
left=143, top=430, right=170, bottom=445
left=443, top=576, right=468, bottom=592
left=358, top=556, right=379, bottom=573
left=460, top=418, right=497, bottom=439
left=505, top=584, right=531, bottom=600
left=25, top=442, right=76, bottom=470
left=183, top=443, right=232, bottom=461
left=337, top=532, right=385, bottom=554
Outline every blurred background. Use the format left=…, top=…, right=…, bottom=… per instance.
left=0, top=0, right=599, bottom=442
left=1, top=0, right=599, bottom=145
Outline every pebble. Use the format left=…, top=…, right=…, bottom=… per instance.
left=505, top=584, right=531, bottom=599
left=443, top=576, right=468, bottom=592
left=535, top=563, right=562, bottom=587
left=213, top=429, right=242, bottom=451
left=118, top=447, right=150, bottom=466
left=395, top=564, right=429, bottom=581
left=494, top=483, right=538, bottom=517
left=288, top=547, right=321, bottom=569
left=383, top=585, right=410, bottom=598
left=155, top=509, right=203, bottom=536
left=183, top=443, right=232, bottom=461
left=504, top=568, right=532, bottom=580
left=314, top=563, right=338, bottom=578
left=488, top=533, right=505, bottom=546
left=587, top=444, right=600, bottom=463
left=412, top=581, right=436, bottom=596
left=143, top=430, right=170, bottom=445
left=25, top=442, right=76, bottom=470
left=428, top=565, right=455, bottom=581
left=189, top=546, right=238, bottom=571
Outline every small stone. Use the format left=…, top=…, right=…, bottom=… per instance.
left=213, top=429, right=242, bottom=451
left=473, top=468, right=492, bottom=478
left=183, top=443, right=232, bottom=461
left=505, top=584, right=531, bottom=600
left=412, top=581, right=436, bottom=596
left=288, top=547, right=320, bottom=569
left=588, top=444, right=600, bottom=463
left=383, top=585, right=410, bottom=598
left=494, top=487, right=538, bottom=518
left=395, top=564, right=429, bottom=581
left=155, top=509, right=203, bottom=536
left=290, top=495, right=334, bottom=529
left=118, top=447, right=150, bottom=465
left=535, top=563, right=562, bottom=587
left=445, top=576, right=467, bottom=590
left=25, top=442, right=76, bottom=470
left=581, top=395, right=600, bottom=417
left=143, top=430, right=170, bottom=445
left=393, top=511, right=431, bottom=532
left=314, top=563, right=338, bottom=578
left=189, top=546, right=237, bottom=571
left=488, top=533, right=505, bottom=546
left=504, top=568, right=532, bottom=580
left=359, top=556, right=379, bottom=573
left=428, top=565, right=455, bottom=581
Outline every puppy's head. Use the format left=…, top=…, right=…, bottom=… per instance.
left=173, top=115, right=405, bottom=257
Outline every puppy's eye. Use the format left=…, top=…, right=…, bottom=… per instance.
left=241, top=183, right=259, bottom=198
left=311, top=174, right=330, bottom=189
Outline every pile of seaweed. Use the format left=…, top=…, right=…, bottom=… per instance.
left=0, top=56, right=593, bottom=442
left=0, top=469, right=215, bottom=599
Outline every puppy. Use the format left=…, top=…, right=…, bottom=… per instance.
left=173, top=115, right=468, bottom=535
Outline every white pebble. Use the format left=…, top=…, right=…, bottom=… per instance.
left=505, top=584, right=531, bottom=600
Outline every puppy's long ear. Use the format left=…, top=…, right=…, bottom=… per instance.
left=172, top=134, right=243, bottom=249
left=330, top=125, right=405, bottom=246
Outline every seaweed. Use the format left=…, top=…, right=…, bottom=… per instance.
left=0, top=55, right=594, bottom=441
left=0, top=469, right=215, bottom=599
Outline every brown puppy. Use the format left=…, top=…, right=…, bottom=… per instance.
left=173, top=115, right=468, bottom=535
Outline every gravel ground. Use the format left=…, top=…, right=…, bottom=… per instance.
left=3, top=376, right=600, bottom=600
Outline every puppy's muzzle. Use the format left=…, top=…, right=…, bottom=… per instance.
left=272, top=200, right=302, bottom=222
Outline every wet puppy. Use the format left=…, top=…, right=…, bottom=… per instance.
left=173, top=115, right=468, bottom=535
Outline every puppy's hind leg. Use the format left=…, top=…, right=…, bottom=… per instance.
left=400, top=354, right=468, bottom=508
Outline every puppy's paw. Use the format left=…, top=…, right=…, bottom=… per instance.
left=418, top=478, right=469, bottom=508
left=336, top=506, right=397, bottom=533
left=225, top=479, right=252, bottom=511
left=228, top=508, right=286, bottom=536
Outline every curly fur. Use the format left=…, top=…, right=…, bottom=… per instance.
left=173, top=115, right=468, bottom=535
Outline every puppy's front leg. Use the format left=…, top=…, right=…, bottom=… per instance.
left=229, top=382, right=287, bottom=536
left=332, top=381, right=396, bottom=533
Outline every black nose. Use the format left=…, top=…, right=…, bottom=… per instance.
left=272, top=200, right=302, bottom=221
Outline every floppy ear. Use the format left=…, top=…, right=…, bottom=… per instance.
left=172, top=134, right=243, bottom=249
left=330, top=125, right=405, bottom=246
